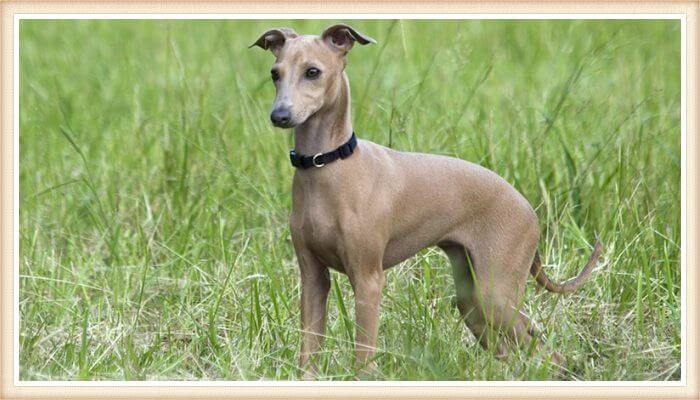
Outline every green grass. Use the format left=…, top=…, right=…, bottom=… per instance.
left=19, top=19, right=680, bottom=381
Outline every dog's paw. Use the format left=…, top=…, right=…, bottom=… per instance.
left=492, top=344, right=508, bottom=360
left=300, top=369, right=317, bottom=381
left=356, top=362, right=380, bottom=381
left=551, top=351, right=567, bottom=369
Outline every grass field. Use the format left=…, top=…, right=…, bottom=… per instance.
left=19, top=19, right=681, bottom=381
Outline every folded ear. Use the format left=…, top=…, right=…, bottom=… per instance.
left=249, top=27, right=297, bottom=55
left=321, top=24, right=376, bottom=54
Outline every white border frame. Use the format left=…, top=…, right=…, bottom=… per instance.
left=12, top=12, right=688, bottom=388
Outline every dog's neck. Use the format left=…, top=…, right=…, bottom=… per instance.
left=293, top=72, right=353, bottom=156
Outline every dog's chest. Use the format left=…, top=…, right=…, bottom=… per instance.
left=304, top=207, right=340, bottom=248
left=292, top=199, right=347, bottom=268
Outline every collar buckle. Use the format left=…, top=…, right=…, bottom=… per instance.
left=312, top=153, right=325, bottom=168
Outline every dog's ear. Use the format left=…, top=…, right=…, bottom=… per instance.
left=249, top=28, right=297, bottom=55
left=321, top=24, right=376, bottom=54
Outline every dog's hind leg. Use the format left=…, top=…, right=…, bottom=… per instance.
left=446, top=228, right=566, bottom=367
left=440, top=232, right=543, bottom=356
left=440, top=243, right=507, bottom=357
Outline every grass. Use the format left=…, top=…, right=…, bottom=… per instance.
left=19, top=19, right=680, bottom=381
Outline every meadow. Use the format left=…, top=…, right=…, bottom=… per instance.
left=19, top=19, right=680, bottom=381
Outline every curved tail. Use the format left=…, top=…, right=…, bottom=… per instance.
left=530, top=241, right=603, bottom=294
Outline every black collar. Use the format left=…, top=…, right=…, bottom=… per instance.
left=289, top=132, right=358, bottom=169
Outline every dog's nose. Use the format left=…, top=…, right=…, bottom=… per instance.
left=270, top=108, right=292, bottom=127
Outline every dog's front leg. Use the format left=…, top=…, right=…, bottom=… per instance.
left=347, top=262, right=385, bottom=376
left=296, top=249, right=330, bottom=380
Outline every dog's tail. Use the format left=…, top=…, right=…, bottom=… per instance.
left=530, top=241, right=603, bottom=294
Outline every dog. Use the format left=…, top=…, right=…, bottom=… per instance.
left=251, top=24, right=602, bottom=379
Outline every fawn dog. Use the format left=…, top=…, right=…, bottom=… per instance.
left=251, top=24, right=602, bottom=379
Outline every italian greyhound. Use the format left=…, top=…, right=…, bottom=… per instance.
left=251, top=24, right=602, bottom=379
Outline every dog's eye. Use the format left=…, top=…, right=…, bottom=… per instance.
left=305, top=67, right=321, bottom=79
left=271, top=69, right=280, bottom=81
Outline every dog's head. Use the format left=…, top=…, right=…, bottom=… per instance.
left=250, top=24, right=376, bottom=128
